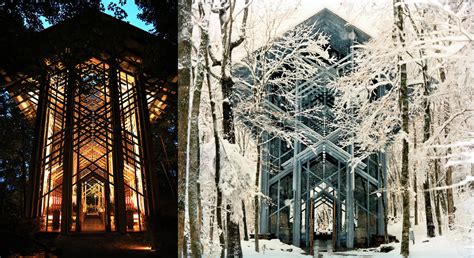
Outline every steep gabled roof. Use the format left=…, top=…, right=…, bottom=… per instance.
left=0, top=9, right=176, bottom=123
left=0, top=9, right=175, bottom=87
left=299, top=8, right=370, bottom=56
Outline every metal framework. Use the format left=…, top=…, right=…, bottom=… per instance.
left=0, top=11, right=175, bottom=234
left=256, top=9, right=388, bottom=249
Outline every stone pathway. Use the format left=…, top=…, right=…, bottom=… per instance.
left=82, top=215, right=105, bottom=232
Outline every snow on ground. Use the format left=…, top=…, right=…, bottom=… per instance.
left=366, top=222, right=474, bottom=258
left=242, top=222, right=474, bottom=257
left=326, top=231, right=473, bottom=258
left=242, top=239, right=311, bottom=258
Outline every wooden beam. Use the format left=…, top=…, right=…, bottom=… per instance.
left=26, top=72, right=49, bottom=219
left=61, top=63, right=76, bottom=234
left=76, top=181, right=82, bottom=232
left=110, top=58, right=127, bottom=233
left=136, top=73, right=157, bottom=217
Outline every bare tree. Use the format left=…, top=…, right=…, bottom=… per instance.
left=331, top=1, right=472, bottom=256
left=178, top=0, right=192, bottom=256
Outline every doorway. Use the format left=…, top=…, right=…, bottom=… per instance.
left=80, top=177, right=106, bottom=232
left=306, top=184, right=347, bottom=253
left=310, top=194, right=336, bottom=253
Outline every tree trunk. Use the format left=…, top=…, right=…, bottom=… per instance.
left=380, top=162, right=389, bottom=243
left=423, top=180, right=436, bottom=237
left=392, top=192, right=397, bottom=218
left=188, top=9, right=211, bottom=255
left=414, top=7, right=437, bottom=239
left=221, top=73, right=242, bottom=258
left=215, top=1, right=248, bottom=255
left=205, top=49, right=225, bottom=258
left=394, top=1, right=410, bottom=256
left=446, top=160, right=455, bottom=229
left=422, top=51, right=436, bottom=240
left=177, top=0, right=192, bottom=256
left=413, top=122, right=418, bottom=226
left=226, top=204, right=242, bottom=258
left=443, top=93, right=455, bottom=230
left=222, top=76, right=236, bottom=143
left=434, top=159, right=443, bottom=236
left=188, top=77, right=203, bottom=257
left=254, top=142, right=261, bottom=252
left=242, top=200, right=249, bottom=241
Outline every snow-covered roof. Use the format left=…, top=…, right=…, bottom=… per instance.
left=298, top=8, right=371, bottom=56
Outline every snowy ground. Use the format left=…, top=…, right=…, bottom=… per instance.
left=242, top=239, right=311, bottom=258
left=242, top=222, right=474, bottom=257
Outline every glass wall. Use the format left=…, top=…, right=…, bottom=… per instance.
left=36, top=58, right=149, bottom=232
left=38, top=71, right=67, bottom=232
left=263, top=140, right=385, bottom=248
left=268, top=173, right=293, bottom=243
left=118, top=71, right=147, bottom=231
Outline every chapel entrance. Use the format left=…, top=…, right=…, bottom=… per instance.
left=309, top=190, right=343, bottom=253
left=309, top=180, right=345, bottom=252
left=80, top=176, right=106, bottom=232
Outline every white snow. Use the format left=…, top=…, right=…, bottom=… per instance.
left=241, top=221, right=474, bottom=257
left=242, top=239, right=311, bottom=258
left=323, top=222, right=474, bottom=258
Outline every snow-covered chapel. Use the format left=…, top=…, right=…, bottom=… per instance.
left=256, top=8, right=388, bottom=249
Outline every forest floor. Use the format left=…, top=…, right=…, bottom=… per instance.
left=0, top=232, right=159, bottom=258
left=242, top=222, right=473, bottom=257
left=41, top=232, right=157, bottom=258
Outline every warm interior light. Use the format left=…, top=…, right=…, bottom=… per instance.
left=14, top=56, right=167, bottom=232
left=129, top=245, right=152, bottom=251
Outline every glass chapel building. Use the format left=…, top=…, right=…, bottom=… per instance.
left=0, top=10, right=175, bottom=234
left=256, top=9, right=388, bottom=249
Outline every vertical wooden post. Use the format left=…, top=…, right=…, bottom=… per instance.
left=332, top=193, right=337, bottom=251
left=26, top=72, right=49, bottom=219
left=61, top=63, right=76, bottom=234
left=336, top=161, right=342, bottom=248
left=293, top=157, right=302, bottom=246
left=309, top=198, right=314, bottom=256
left=103, top=68, right=113, bottom=232
left=109, top=59, right=127, bottom=233
left=76, top=181, right=82, bottom=232
left=104, top=179, right=111, bottom=231
left=293, top=86, right=302, bottom=247
left=135, top=74, right=157, bottom=217
left=346, top=145, right=355, bottom=249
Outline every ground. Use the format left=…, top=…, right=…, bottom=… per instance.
left=0, top=232, right=159, bottom=258
left=242, top=222, right=473, bottom=257
left=50, top=233, right=157, bottom=258
left=242, top=239, right=311, bottom=258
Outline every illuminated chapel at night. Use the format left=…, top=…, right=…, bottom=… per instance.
left=0, top=10, right=175, bottom=234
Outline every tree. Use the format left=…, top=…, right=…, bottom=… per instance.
left=331, top=0, right=472, bottom=256
left=0, top=90, right=33, bottom=231
left=206, top=0, right=250, bottom=256
left=178, top=0, right=192, bottom=256
left=136, top=0, right=177, bottom=40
